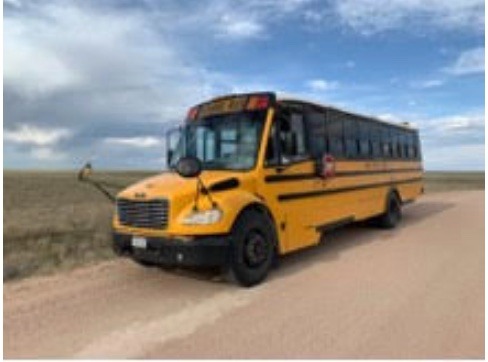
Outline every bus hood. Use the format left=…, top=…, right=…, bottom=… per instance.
left=117, top=170, right=249, bottom=203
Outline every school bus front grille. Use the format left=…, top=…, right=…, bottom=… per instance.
left=116, top=198, right=169, bottom=229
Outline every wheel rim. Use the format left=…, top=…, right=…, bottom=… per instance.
left=390, top=199, right=400, bottom=223
left=243, top=230, right=269, bottom=268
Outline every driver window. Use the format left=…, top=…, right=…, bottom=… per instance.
left=280, top=111, right=308, bottom=163
left=265, top=109, right=309, bottom=166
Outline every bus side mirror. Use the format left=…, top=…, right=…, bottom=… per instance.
left=78, top=162, right=92, bottom=181
left=175, top=156, right=202, bottom=178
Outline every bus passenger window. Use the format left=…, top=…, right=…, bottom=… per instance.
left=327, top=114, right=344, bottom=157
left=358, top=121, right=370, bottom=158
left=381, top=126, right=391, bottom=158
left=307, top=109, right=327, bottom=157
left=344, top=118, right=358, bottom=158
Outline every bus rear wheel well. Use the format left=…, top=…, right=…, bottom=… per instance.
left=387, top=188, right=401, bottom=205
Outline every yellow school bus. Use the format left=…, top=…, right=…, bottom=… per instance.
left=111, top=92, right=423, bottom=286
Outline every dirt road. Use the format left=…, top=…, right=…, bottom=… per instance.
left=4, top=191, right=484, bottom=358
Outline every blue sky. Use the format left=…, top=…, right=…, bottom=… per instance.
left=4, top=0, right=485, bottom=170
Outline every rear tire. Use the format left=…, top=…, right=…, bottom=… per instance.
left=227, top=209, right=276, bottom=287
left=377, top=192, right=402, bottom=229
left=133, top=258, right=156, bottom=267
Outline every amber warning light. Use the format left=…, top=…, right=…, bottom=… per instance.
left=187, top=94, right=271, bottom=120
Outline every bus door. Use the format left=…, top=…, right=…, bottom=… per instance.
left=259, top=105, right=321, bottom=253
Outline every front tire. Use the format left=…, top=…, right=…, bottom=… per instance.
left=228, top=209, right=276, bottom=287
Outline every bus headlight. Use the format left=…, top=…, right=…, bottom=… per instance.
left=183, top=208, right=223, bottom=225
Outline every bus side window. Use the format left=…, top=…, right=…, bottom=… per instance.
left=276, top=109, right=309, bottom=164
left=381, top=126, right=391, bottom=158
left=371, top=124, right=381, bottom=158
left=397, top=131, right=405, bottom=158
left=306, top=107, right=327, bottom=157
left=390, top=129, right=398, bottom=158
left=358, top=120, right=371, bottom=158
left=344, top=118, right=358, bottom=158
left=327, top=111, right=344, bottom=157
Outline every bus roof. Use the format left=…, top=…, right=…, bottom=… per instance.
left=196, top=91, right=416, bottom=131
left=276, top=94, right=417, bottom=131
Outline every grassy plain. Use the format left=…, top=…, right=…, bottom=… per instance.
left=3, top=170, right=484, bottom=281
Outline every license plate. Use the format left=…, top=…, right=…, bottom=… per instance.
left=131, top=236, right=147, bottom=249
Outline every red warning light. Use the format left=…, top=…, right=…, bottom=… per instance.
left=247, top=95, right=270, bottom=110
left=187, top=106, right=198, bottom=120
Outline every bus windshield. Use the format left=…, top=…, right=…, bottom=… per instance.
left=168, top=110, right=266, bottom=171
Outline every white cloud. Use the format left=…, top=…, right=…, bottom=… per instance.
left=434, top=113, right=485, bottom=134
left=411, top=79, right=445, bottom=89
left=4, top=19, right=83, bottom=97
left=304, top=9, right=324, bottom=23
left=30, top=147, right=66, bottom=161
left=445, top=47, right=485, bottom=75
left=305, top=79, right=339, bottom=92
left=4, top=124, right=71, bottom=146
left=3, top=2, right=218, bottom=117
left=3, top=1, right=236, bottom=169
left=206, top=0, right=313, bottom=39
left=104, top=136, right=163, bottom=148
left=332, top=0, right=484, bottom=35
left=217, top=15, right=264, bottom=39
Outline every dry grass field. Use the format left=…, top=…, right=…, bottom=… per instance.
left=3, top=170, right=154, bottom=281
left=3, top=170, right=484, bottom=282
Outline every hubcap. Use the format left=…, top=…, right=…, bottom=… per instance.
left=244, top=230, right=269, bottom=268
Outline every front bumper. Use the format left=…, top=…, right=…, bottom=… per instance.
left=113, top=233, right=230, bottom=267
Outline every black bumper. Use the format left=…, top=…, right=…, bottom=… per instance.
left=113, top=233, right=230, bottom=267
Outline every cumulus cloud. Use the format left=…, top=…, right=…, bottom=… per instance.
left=416, top=112, right=485, bottom=151
left=4, top=124, right=71, bottom=146
left=445, top=47, right=485, bottom=75
left=217, top=15, right=264, bottom=39
left=104, top=137, right=164, bottom=148
left=3, top=1, right=227, bottom=168
left=332, top=0, right=484, bottom=35
left=305, top=79, right=339, bottom=92
left=433, top=113, right=485, bottom=134
left=209, top=0, right=313, bottom=39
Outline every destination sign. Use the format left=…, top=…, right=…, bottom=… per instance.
left=197, top=96, right=248, bottom=119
